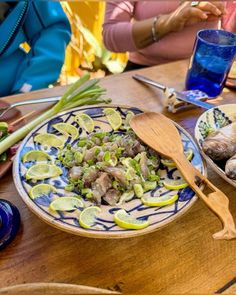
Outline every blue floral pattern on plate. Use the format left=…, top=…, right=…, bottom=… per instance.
left=195, top=104, right=236, bottom=189
left=13, top=105, right=205, bottom=238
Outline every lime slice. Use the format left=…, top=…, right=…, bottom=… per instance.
left=103, top=108, right=122, bottom=130
left=29, top=184, right=56, bottom=199
left=142, top=194, right=178, bottom=207
left=34, top=134, right=64, bottom=149
left=75, top=113, right=94, bottom=133
left=53, top=123, right=78, bottom=140
left=26, top=164, right=62, bottom=180
left=114, top=209, right=149, bottom=230
left=161, top=149, right=193, bottom=168
left=79, top=206, right=101, bottom=229
left=50, top=197, right=83, bottom=211
left=124, top=111, right=135, bottom=127
left=163, top=178, right=188, bottom=190
left=22, top=150, right=52, bottom=163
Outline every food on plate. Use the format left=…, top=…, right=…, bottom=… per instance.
left=60, top=129, right=160, bottom=205
left=52, top=123, right=79, bottom=140
left=75, top=113, right=95, bottom=133
left=29, top=184, right=56, bottom=199
left=22, top=150, right=52, bottom=163
left=34, top=133, right=65, bottom=149
left=58, top=126, right=161, bottom=206
left=163, top=178, right=188, bottom=190
left=225, top=155, right=236, bottom=179
left=21, top=110, right=195, bottom=231
left=25, top=164, right=62, bottom=180
left=114, top=209, right=149, bottom=230
left=202, top=122, right=236, bottom=161
left=79, top=206, right=101, bottom=229
left=50, top=196, right=84, bottom=211
left=161, top=148, right=193, bottom=167
left=141, top=194, right=178, bottom=207
left=103, top=108, right=123, bottom=130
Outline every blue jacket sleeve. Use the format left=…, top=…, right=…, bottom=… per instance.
left=11, top=1, right=71, bottom=93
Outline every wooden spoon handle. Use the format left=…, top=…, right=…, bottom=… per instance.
left=174, top=153, right=236, bottom=240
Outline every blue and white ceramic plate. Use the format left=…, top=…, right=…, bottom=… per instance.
left=195, top=104, right=236, bottom=188
left=14, top=105, right=206, bottom=239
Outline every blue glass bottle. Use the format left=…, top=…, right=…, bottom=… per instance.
left=0, top=199, right=20, bottom=250
left=186, top=30, right=236, bottom=97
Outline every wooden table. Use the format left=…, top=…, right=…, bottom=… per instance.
left=1, top=60, right=236, bottom=294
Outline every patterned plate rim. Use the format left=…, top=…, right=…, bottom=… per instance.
left=13, top=104, right=207, bottom=239
left=195, top=104, right=236, bottom=188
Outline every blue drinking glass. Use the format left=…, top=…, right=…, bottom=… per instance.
left=186, top=29, right=236, bottom=97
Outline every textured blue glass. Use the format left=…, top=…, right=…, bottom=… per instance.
left=0, top=200, right=20, bottom=250
left=186, top=29, right=236, bottom=97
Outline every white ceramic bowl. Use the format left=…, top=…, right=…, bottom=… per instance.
left=195, top=104, right=236, bottom=187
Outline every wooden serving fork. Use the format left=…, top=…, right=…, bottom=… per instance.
left=130, top=112, right=236, bottom=240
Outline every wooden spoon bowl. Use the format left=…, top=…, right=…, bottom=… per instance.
left=131, top=112, right=236, bottom=240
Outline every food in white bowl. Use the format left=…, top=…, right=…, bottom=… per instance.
left=195, top=104, right=236, bottom=185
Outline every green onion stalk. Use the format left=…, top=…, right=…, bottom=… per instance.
left=0, top=73, right=111, bottom=155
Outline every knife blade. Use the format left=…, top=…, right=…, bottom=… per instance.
left=133, top=74, right=213, bottom=110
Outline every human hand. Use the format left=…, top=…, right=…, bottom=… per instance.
left=163, top=1, right=225, bottom=33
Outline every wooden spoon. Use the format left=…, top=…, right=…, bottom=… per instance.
left=130, top=112, right=236, bottom=240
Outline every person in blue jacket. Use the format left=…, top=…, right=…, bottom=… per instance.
left=0, top=1, right=71, bottom=97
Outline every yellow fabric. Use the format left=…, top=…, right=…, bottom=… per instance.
left=61, top=2, right=128, bottom=81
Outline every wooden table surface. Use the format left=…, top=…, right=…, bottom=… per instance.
left=1, top=60, right=236, bottom=294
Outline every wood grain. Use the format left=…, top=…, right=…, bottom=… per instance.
left=0, top=283, right=120, bottom=295
left=1, top=60, right=236, bottom=294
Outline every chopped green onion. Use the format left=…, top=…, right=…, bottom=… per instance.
left=78, top=139, right=87, bottom=147
left=148, top=174, right=160, bottom=181
left=133, top=183, right=144, bottom=198
left=0, top=73, right=110, bottom=157
left=87, top=159, right=94, bottom=166
left=103, top=151, right=111, bottom=162
left=65, top=183, right=75, bottom=192
left=93, top=132, right=107, bottom=139
left=116, top=147, right=124, bottom=157
left=112, top=180, right=119, bottom=190
left=74, top=151, right=83, bottom=164
left=143, top=181, right=157, bottom=192
left=81, top=188, right=93, bottom=199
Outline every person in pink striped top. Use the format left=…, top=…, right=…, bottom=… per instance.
left=103, top=1, right=236, bottom=70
